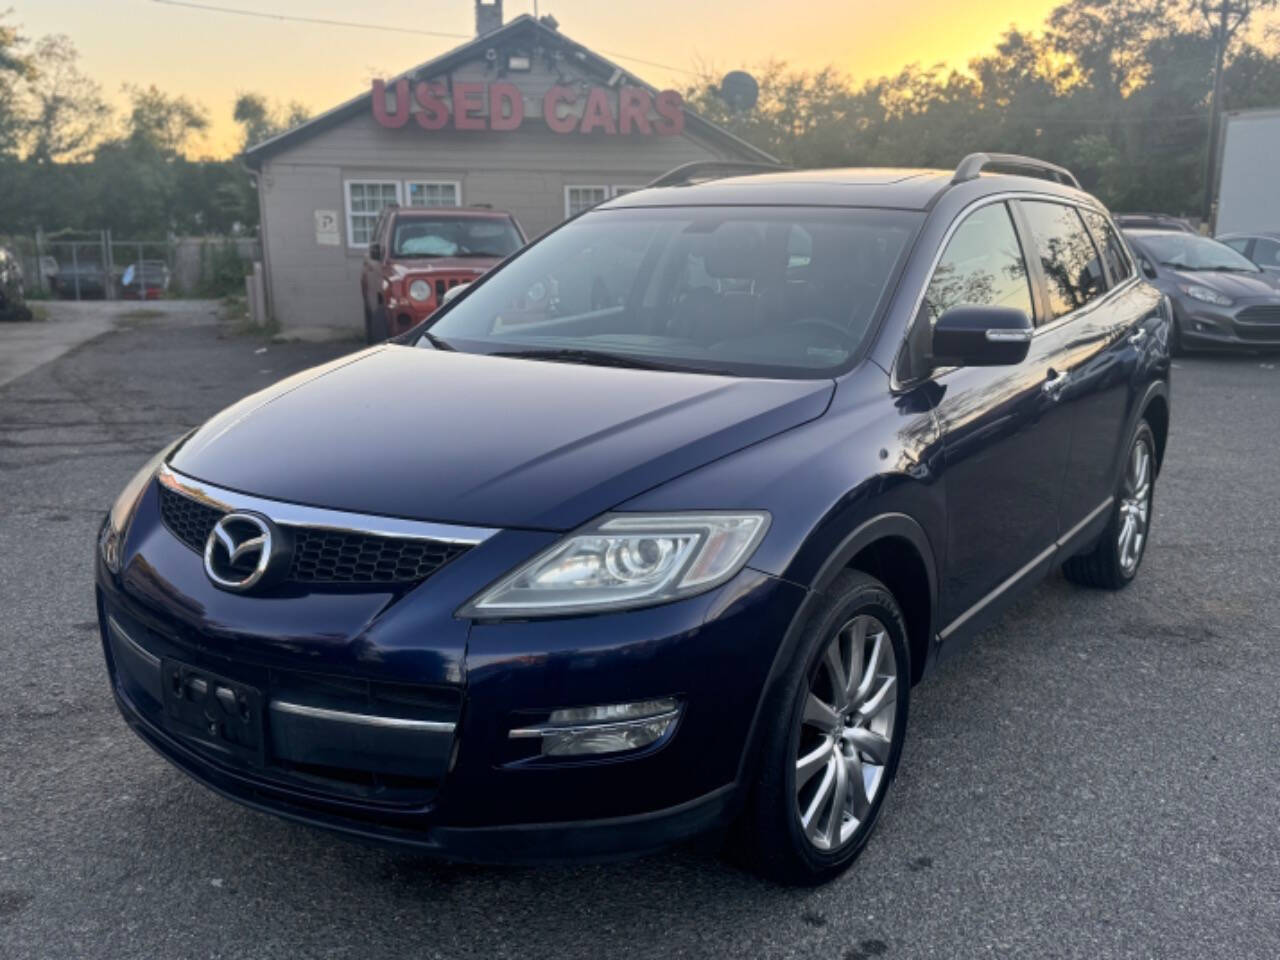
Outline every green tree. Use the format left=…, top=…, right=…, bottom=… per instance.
left=232, top=92, right=308, bottom=153
left=0, top=13, right=33, bottom=157
left=121, top=83, right=208, bottom=157
left=21, top=34, right=110, bottom=163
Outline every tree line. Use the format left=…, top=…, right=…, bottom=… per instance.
left=0, top=13, right=306, bottom=238
left=685, top=0, right=1280, bottom=217
left=2, top=0, right=1278, bottom=239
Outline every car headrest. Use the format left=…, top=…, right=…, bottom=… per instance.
left=704, top=223, right=765, bottom=279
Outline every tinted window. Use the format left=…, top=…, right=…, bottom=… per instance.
left=1080, top=209, right=1132, bottom=284
left=1221, top=237, right=1252, bottom=256
left=425, top=206, right=922, bottom=378
left=925, top=203, right=1033, bottom=323
left=1021, top=202, right=1107, bottom=319
left=1253, top=238, right=1280, bottom=266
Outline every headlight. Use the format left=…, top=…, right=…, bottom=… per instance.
left=460, top=512, right=770, bottom=618
left=408, top=279, right=431, bottom=301
left=1182, top=284, right=1232, bottom=306
left=99, top=439, right=183, bottom=574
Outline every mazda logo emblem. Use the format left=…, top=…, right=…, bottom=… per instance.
left=204, top=512, right=278, bottom=592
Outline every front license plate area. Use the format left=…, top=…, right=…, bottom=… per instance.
left=162, top=660, right=265, bottom=766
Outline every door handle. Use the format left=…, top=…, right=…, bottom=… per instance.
left=1042, top=369, right=1068, bottom=399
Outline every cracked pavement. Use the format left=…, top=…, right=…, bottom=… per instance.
left=1, top=307, right=1278, bottom=959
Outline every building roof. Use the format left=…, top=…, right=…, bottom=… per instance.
left=242, top=14, right=777, bottom=168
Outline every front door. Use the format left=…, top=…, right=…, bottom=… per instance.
left=924, top=201, right=1074, bottom=629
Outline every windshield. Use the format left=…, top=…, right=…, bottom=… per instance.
left=420, top=206, right=921, bottom=377
left=392, top=217, right=522, bottom=259
left=1135, top=234, right=1260, bottom=273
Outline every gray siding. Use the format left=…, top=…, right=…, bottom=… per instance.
left=258, top=56, right=747, bottom=332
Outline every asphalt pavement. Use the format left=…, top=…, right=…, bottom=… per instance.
left=1, top=306, right=1278, bottom=959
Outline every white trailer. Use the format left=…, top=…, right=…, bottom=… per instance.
left=1215, top=108, right=1280, bottom=235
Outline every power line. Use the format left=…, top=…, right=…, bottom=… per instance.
left=151, top=0, right=470, bottom=40
left=149, top=0, right=698, bottom=77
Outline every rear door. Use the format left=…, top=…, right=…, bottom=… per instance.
left=928, top=201, right=1074, bottom=629
left=1017, top=201, right=1152, bottom=539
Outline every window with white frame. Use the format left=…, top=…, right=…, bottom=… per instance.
left=406, top=181, right=461, bottom=208
left=345, top=180, right=400, bottom=246
left=611, top=185, right=642, bottom=197
left=565, top=186, right=609, bottom=218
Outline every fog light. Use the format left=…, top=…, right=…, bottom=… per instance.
left=510, top=698, right=680, bottom=757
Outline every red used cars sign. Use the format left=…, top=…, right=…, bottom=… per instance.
left=371, top=79, right=686, bottom=136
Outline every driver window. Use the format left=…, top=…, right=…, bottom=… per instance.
left=926, top=204, right=1034, bottom=324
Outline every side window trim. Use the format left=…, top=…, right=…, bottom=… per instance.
left=1006, top=200, right=1051, bottom=327
left=1078, top=207, right=1134, bottom=290
left=1012, top=198, right=1113, bottom=334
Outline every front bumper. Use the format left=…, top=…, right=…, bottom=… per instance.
left=1175, top=298, right=1280, bottom=350
left=98, top=525, right=807, bottom=860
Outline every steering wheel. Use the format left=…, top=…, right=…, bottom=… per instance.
left=788, top=317, right=859, bottom=347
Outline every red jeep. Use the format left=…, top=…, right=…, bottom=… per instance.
left=360, top=206, right=526, bottom=342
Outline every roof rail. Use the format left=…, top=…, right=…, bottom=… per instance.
left=952, top=152, right=1081, bottom=190
left=647, top=160, right=789, bottom=189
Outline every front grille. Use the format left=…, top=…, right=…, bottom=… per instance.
left=159, top=485, right=223, bottom=553
left=1237, top=305, right=1280, bottom=325
left=433, top=276, right=468, bottom=300
left=289, top=528, right=467, bottom=584
left=158, top=485, right=469, bottom=586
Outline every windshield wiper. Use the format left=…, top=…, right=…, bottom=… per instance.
left=455, top=250, right=508, bottom=258
left=420, top=330, right=454, bottom=351
left=1159, top=260, right=1194, bottom=269
left=489, top=347, right=729, bottom=375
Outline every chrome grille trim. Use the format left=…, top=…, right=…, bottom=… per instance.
left=156, top=464, right=498, bottom=546
left=269, top=700, right=456, bottom=733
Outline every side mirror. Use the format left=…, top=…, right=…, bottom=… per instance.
left=1140, top=257, right=1157, bottom=280
left=441, top=282, right=470, bottom=306
left=368, top=242, right=383, bottom=261
left=932, top=306, right=1033, bottom=367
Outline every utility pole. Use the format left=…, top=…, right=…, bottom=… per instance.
left=1197, top=0, right=1277, bottom=230
left=1200, top=2, right=1232, bottom=230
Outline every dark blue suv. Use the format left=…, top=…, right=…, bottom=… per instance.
left=96, top=154, right=1171, bottom=885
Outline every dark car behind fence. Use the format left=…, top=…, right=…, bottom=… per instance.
left=22, top=231, right=260, bottom=300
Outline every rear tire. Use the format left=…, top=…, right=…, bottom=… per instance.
left=1063, top=421, right=1156, bottom=590
left=738, top=570, right=910, bottom=886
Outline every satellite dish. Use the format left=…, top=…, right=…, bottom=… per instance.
left=720, top=71, right=759, bottom=111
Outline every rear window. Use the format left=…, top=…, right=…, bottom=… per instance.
left=1021, top=201, right=1107, bottom=320
left=423, top=206, right=923, bottom=378
left=392, top=217, right=522, bottom=259
left=1080, top=209, right=1133, bottom=284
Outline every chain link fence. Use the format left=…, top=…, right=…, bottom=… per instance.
left=8, top=231, right=260, bottom=301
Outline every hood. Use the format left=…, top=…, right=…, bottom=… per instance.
left=169, top=346, right=834, bottom=530
left=1169, top=268, right=1280, bottom=299
left=386, top=259, right=496, bottom=278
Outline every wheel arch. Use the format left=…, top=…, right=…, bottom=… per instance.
left=1141, top=389, right=1170, bottom=474
left=731, top=511, right=939, bottom=809
left=811, top=513, right=938, bottom=687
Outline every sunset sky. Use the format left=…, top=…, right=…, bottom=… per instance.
left=16, top=0, right=1066, bottom=156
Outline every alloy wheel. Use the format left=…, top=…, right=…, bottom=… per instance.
left=794, top=614, right=899, bottom=852
left=1118, top=435, right=1152, bottom=575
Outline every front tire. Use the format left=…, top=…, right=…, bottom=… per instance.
left=740, top=570, right=910, bottom=885
left=1063, top=421, right=1156, bottom=589
left=366, top=304, right=389, bottom=344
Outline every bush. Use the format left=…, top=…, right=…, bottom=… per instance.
left=198, top=240, right=249, bottom=298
